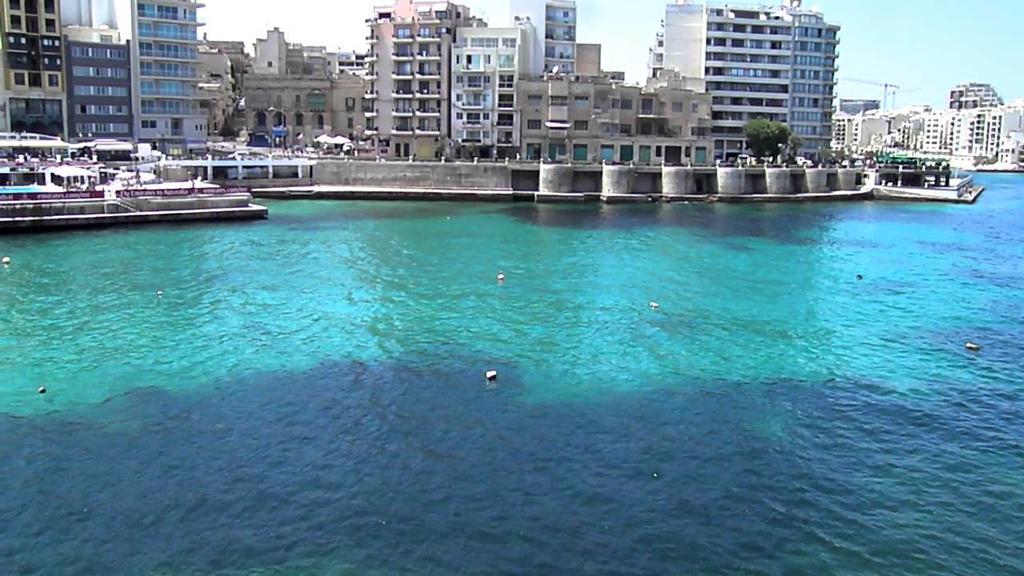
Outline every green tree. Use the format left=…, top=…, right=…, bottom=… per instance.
left=744, top=119, right=791, bottom=160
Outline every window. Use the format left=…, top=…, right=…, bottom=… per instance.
left=527, top=94, right=543, bottom=105
left=44, top=18, right=55, bottom=33
left=295, top=112, right=304, bottom=127
left=692, top=102, right=700, bottom=113
left=573, top=120, right=588, bottom=131
left=347, top=117, right=353, bottom=129
left=550, top=96, right=568, bottom=106
left=13, top=72, right=25, bottom=86
left=527, top=119, right=542, bottom=130
left=47, top=73, right=58, bottom=87
left=294, top=94, right=302, bottom=106
left=619, top=99, right=633, bottom=110
left=267, top=61, right=273, bottom=68
left=574, top=95, right=589, bottom=108
left=345, top=97, right=355, bottom=112
left=9, top=0, right=20, bottom=10
left=43, top=0, right=54, bottom=13
left=672, top=102, right=684, bottom=113
left=9, top=15, right=20, bottom=30
left=142, top=120, right=158, bottom=129
left=316, top=114, right=324, bottom=129
left=29, top=73, right=41, bottom=87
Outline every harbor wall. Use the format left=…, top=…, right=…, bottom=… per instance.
left=313, top=160, right=511, bottom=190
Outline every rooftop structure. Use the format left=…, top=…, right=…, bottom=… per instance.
left=948, top=82, right=1003, bottom=111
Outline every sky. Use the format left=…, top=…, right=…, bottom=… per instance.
left=125, top=0, right=1024, bottom=108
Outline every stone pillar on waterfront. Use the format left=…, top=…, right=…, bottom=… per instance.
left=837, top=169, right=859, bottom=191
left=716, top=167, right=745, bottom=195
left=661, top=166, right=695, bottom=197
left=602, top=165, right=635, bottom=196
left=539, top=164, right=574, bottom=194
left=765, top=168, right=792, bottom=195
left=805, top=168, right=829, bottom=194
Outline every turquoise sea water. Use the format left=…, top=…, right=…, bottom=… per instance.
left=1, top=174, right=1022, bottom=575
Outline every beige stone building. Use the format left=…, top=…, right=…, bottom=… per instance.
left=241, top=29, right=366, bottom=148
left=517, top=75, right=713, bottom=164
left=366, top=0, right=478, bottom=159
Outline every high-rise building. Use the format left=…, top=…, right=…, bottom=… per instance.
left=510, top=0, right=576, bottom=75
left=366, top=0, right=476, bottom=159
left=651, top=0, right=840, bottom=160
left=450, top=24, right=534, bottom=159
left=1, top=0, right=66, bottom=136
left=63, top=25, right=133, bottom=141
left=839, top=99, right=880, bottom=115
left=948, top=82, right=1003, bottom=111
left=131, top=0, right=206, bottom=154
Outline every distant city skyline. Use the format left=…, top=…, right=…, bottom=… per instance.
left=115, top=0, right=1022, bottom=108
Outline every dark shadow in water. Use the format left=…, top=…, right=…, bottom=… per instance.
left=2, top=354, right=1023, bottom=576
left=498, top=203, right=840, bottom=245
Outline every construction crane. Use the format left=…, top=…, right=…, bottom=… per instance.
left=844, top=78, right=903, bottom=111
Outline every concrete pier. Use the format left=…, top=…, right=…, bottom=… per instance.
left=602, top=165, right=635, bottom=196
left=837, top=168, right=859, bottom=191
left=765, top=168, right=792, bottom=195
left=717, top=167, right=746, bottom=195
left=539, top=164, right=574, bottom=194
left=805, top=168, right=829, bottom=194
left=662, top=166, right=695, bottom=196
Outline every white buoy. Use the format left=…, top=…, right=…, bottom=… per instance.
left=485, top=370, right=498, bottom=382
left=37, top=386, right=46, bottom=395
left=156, top=290, right=164, bottom=298
left=649, top=302, right=660, bottom=310
left=965, top=342, right=982, bottom=352
left=1, top=256, right=10, bottom=266
left=497, top=272, right=506, bottom=283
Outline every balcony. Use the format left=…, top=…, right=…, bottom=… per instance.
left=459, top=100, right=485, bottom=110
left=415, top=69, right=441, bottom=80
left=415, top=108, right=440, bottom=117
left=417, top=34, right=442, bottom=43
left=365, top=110, right=378, bottom=118
left=393, top=126, right=414, bottom=135
left=463, top=84, right=486, bottom=92
left=415, top=128, right=441, bottom=135
left=416, top=51, right=441, bottom=61
left=365, top=54, right=378, bottom=63
left=415, top=91, right=441, bottom=99
left=392, top=70, right=415, bottom=80
left=393, top=35, right=415, bottom=44
left=364, top=91, right=378, bottom=99
left=392, top=91, right=416, bottom=99
left=393, top=108, right=415, bottom=117
left=393, top=52, right=416, bottom=61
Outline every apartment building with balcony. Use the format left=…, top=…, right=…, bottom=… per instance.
left=450, top=24, right=533, bottom=159
left=651, top=0, right=839, bottom=161
left=1, top=0, right=66, bottom=135
left=510, top=0, right=576, bottom=75
left=366, top=0, right=475, bottom=159
left=131, top=0, right=206, bottom=154
left=517, top=74, right=712, bottom=164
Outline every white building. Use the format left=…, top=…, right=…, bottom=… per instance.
left=831, top=111, right=889, bottom=152
left=510, top=0, right=576, bottom=75
left=61, top=0, right=117, bottom=27
left=651, top=0, right=840, bottom=160
left=948, top=82, right=1003, bottom=111
left=450, top=25, right=533, bottom=159
left=131, top=0, right=207, bottom=154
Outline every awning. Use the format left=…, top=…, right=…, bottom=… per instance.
left=44, top=165, right=98, bottom=178
left=0, top=138, right=70, bottom=149
left=315, top=135, right=353, bottom=145
left=545, top=121, right=572, bottom=130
